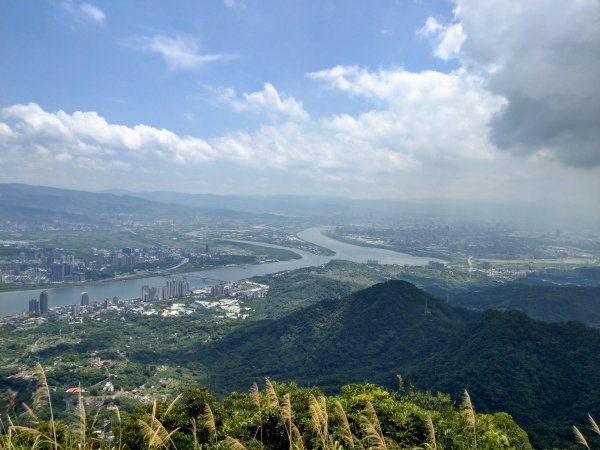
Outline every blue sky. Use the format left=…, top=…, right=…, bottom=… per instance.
left=1, top=0, right=599, bottom=216
left=1, top=0, right=454, bottom=136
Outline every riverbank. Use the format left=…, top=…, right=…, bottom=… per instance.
left=0, top=227, right=438, bottom=316
left=0, top=241, right=302, bottom=293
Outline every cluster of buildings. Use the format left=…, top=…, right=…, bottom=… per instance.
left=0, top=245, right=181, bottom=286
left=193, top=299, right=250, bottom=319
left=208, top=280, right=269, bottom=301
left=50, top=260, right=87, bottom=282
left=25, top=290, right=114, bottom=319
left=192, top=280, right=269, bottom=319
left=3, top=277, right=270, bottom=328
left=141, top=279, right=191, bottom=301
left=28, top=290, right=49, bottom=315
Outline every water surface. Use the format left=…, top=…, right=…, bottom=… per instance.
left=0, top=227, right=438, bottom=316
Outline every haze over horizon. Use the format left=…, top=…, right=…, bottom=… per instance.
left=1, top=1, right=599, bottom=218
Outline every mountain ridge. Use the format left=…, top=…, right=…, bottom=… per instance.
left=0, top=182, right=259, bottom=222
left=156, top=279, right=600, bottom=448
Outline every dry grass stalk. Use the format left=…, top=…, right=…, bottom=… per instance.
left=6, top=389, right=16, bottom=415
left=309, top=394, right=329, bottom=447
left=138, top=419, right=167, bottom=450
left=250, top=382, right=264, bottom=449
left=574, top=425, right=591, bottom=450
left=190, top=417, right=201, bottom=450
left=8, top=424, right=42, bottom=436
left=281, top=393, right=294, bottom=449
left=589, top=415, right=600, bottom=436
left=264, top=378, right=279, bottom=409
left=22, top=402, right=39, bottom=422
left=108, top=405, right=123, bottom=450
left=225, top=436, right=248, bottom=450
left=250, top=382, right=260, bottom=409
left=139, top=400, right=181, bottom=450
left=204, top=403, right=217, bottom=442
left=426, top=415, right=437, bottom=450
left=163, top=394, right=182, bottom=419
left=291, top=423, right=305, bottom=450
left=8, top=421, right=44, bottom=450
left=8, top=423, right=43, bottom=449
left=34, top=363, right=57, bottom=450
left=462, top=390, right=477, bottom=450
left=334, top=400, right=358, bottom=450
left=360, top=402, right=387, bottom=450
left=75, top=384, right=86, bottom=448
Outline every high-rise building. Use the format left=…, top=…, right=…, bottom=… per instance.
left=81, top=292, right=89, bottom=306
left=28, top=298, right=40, bottom=314
left=51, top=263, right=64, bottom=282
left=71, top=304, right=81, bottom=317
left=39, top=291, right=49, bottom=315
left=141, top=285, right=150, bottom=301
left=211, top=284, right=225, bottom=297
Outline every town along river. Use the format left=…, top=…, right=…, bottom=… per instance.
left=0, top=227, right=439, bottom=316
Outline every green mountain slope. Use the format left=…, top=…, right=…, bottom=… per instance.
left=190, top=280, right=474, bottom=394
left=453, top=284, right=600, bottom=326
left=174, top=280, right=600, bottom=448
left=410, top=310, right=600, bottom=448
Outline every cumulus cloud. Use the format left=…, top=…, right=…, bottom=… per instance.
left=0, top=103, right=215, bottom=167
left=309, top=65, right=504, bottom=164
left=217, top=83, right=310, bottom=122
left=2, top=42, right=598, bottom=202
left=423, top=0, right=600, bottom=168
left=0, top=67, right=500, bottom=188
left=125, top=34, right=236, bottom=72
left=417, top=17, right=465, bottom=60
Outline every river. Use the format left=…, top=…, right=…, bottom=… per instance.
left=0, top=227, right=438, bottom=316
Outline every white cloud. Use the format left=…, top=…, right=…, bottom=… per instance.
left=79, top=3, right=105, bottom=26
left=2, top=26, right=600, bottom=205
left=311, top=66, right=504, bottom=166
left=61, top=1, right=106, bottom=27
left=0, top=77, right=496, bottom=189
left=217, top=83, right=309, bottom=122
left=422, top=0, right=600, bottom=167
left=417, top=16, right=465, bottom=60
left=125, top=34, right=236, bottom=72
left=0, top=103, right=215, bottom=167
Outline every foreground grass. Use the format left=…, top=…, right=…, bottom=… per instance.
left=0, top=365, right=535, bottom=450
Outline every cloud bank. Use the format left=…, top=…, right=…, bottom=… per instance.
left=422, top=0, right=600, bottom=168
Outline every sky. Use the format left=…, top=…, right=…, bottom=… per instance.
left=1, top=0, right=599, bottom=218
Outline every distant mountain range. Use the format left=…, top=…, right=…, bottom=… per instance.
left=105, top=188, right=593, bottom=225
left=1, top=183, right=597, bottom=226
left=0, top=183, right=258, bottom=223
left=157, top=280, right=600, bottom=448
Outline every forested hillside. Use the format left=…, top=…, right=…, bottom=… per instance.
left=171, top=281, right=600, bottom=448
